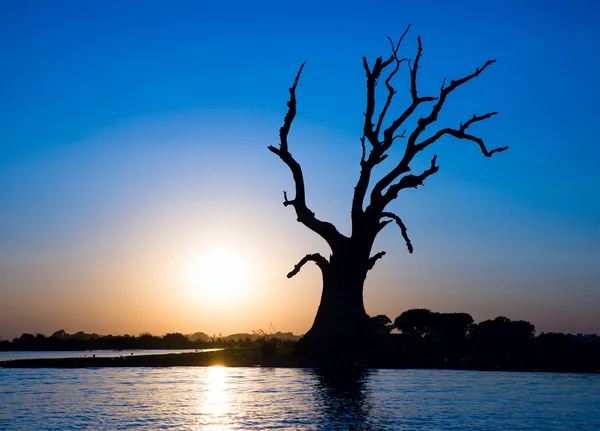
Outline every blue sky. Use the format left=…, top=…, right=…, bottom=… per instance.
left=1, top=1, right=599, bottom=338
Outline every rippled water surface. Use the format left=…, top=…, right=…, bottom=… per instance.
left=0, top=349, right=220, bottom=362
left=1, top=367, right=598, bottom=430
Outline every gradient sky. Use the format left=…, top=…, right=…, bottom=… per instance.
left=1, top=1, right=599, bottom=340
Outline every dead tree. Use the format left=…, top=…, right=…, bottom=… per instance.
left=268, top=26, right=507, bottom=350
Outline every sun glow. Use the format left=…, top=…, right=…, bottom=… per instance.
left=178, top=248, right=252, bottom=305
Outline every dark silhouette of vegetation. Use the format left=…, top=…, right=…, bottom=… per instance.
left=1, top=312, right=599, bottom=373
left=394, top=309, right=474, bottom=340
left=382, top=309, right=599, bottom=373
left=393, top=309, right=438, bottom=338
left=368, top=315, right=394, bottom=336
left=269, top=25, right=507, bottom=353
left=471, top=316, right=535, bottom=339
left=256, top=338, right=279, bottom=361
left=253, top=325, right=282, bottom=361
left=0, top=329, right=298, bottom=352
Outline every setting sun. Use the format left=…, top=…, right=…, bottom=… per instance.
left=178, top=248, right=252, bottom=304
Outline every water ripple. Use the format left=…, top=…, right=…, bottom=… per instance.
left=0, top=367, right=599, bottom=430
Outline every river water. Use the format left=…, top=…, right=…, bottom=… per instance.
left=0, top=349, right=220, bottom=362
left=1, top=367, right=598, bottom=430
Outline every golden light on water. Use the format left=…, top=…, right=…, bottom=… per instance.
left=195, top=366, right=232, bottom=430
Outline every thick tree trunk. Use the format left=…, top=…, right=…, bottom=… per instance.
left=295, top=244, right=373, bottom=357
left=309, top=266, right=368, bottom=339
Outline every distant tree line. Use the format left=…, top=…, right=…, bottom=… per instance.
left=2, top=311, right=599, bottom=373
left=0, top=329, right=298, bottom=352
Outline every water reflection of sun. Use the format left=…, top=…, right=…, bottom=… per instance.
left=197, top=366, right=231, bottom=429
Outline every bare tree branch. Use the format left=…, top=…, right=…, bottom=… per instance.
left=383, top=155, right=439, bottom=205
left=380, top=212, right=413, bottom=253
left=370, top=57, right=498, bottom=209
left=353, top=26, right=412, bottom=233
left=409, top=38, right=424, bottom=100
left=374, top=29, right=410, bottom=137
left=415, top=112, right=508, bottom=157
left=368, top=37, right=438, bottom=205
left=287, top=253, right=329, bottom=278
left=460, top=112, right=496, bottom=132
left=406, top=59, right=497, bottom=149
left=382, top=36, right=437, bottom=148
left=268, top=64, right=345, bottom=247
left=279, top=62, right=305, bottom=153
left=273, top=32, right=504, bottom=289
left=367, top=251, right=387, bottom=270
left=360, top=136, right=366, bottom=166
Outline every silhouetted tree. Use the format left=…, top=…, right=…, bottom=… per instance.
left=13, top=333, right=36, bottom=350
left=270, top=25, right=506, bottom=351
left=472, top=316, right=535, bottom=341
left=367, top=315, right=394, bottom=336
left=137, top=333, right=160, bottom=349
left=51, top=329, right=68, bottom=339
left=433, top=312, right=474, bottom=340
left=394, top=309, right=436, bottom=338
left=161, top=333, right=191, bottom=349
left=394, top=309, right=474, bottom=341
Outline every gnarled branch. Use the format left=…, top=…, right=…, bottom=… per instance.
left=369, top=36, right=438, bottom=204
left=374, top=30, right=411, bottom=138
left=371, top=58, right=498, bottom=209
left=268, top=64, right=344, bottom=247
left=273, top=31, right=505, bottom=281
left=287, top=253, right=329, bottom=278
left=406, top=59, right=497, bottom=149
left=414, top=112, right=508, bottom=157
left=382, top=36, right=437, bottom=149
left=279, top=62, right=305, bottom=153
left=383, top=155, right=439, bottom=205
left=380, top=212, right=413, bottom=253
left=353, top=26, right=412, bottom=233
left=367, top=251, right=387, bottom=270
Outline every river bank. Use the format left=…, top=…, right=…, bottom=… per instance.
left=2, top=345, right=599, bottom=373
left=0, top=347, right=296, bottom=368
